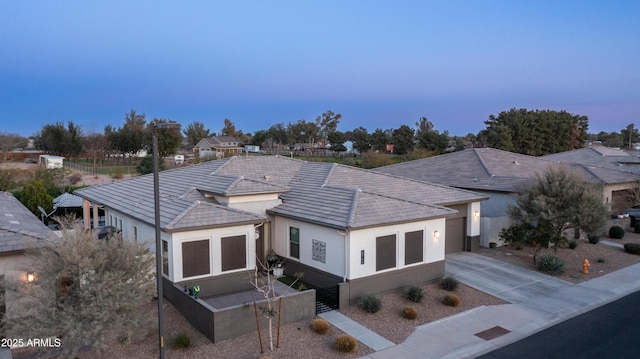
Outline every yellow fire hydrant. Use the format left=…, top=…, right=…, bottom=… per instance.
left=582, top=258, right=590, bottom=274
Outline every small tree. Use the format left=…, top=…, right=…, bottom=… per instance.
left=248, top=257, right=302, bottom=352
left=508, top=165, right=608, bottom=253
left=2, top=224, right=155, bottom=357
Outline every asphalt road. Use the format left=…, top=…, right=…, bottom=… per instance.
left=479, top=290, right=640, bottom=359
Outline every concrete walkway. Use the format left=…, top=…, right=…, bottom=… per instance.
left=318, top=251, right=640, bottom=359
left=319, top=310, right=395, bottom=351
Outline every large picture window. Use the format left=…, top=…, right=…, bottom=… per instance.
left=182, top=240, right=210, bottom=277
left=289, top=227, right=300, bottom=259
left=404, top=230, right=424, bottom=265
left=221, top=235, right=247, bottom=271
left=376, top=234, right=396, bottom=271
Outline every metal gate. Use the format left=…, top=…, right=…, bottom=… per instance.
left=315, top=285, right=339, bottom=314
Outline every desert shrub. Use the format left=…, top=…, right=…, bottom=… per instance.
left=537, top=254, right=565, bottom=275
left=609, top=226, right=625, bottom=239
left=587, top=235, right=600, bottom=244
left=68, top=173, right=82, bottom=185
left=312, top=318, right=330, bottom=335
left=403, top=306, right=418, bottom=320
left=568, top=240, right=578, bottom=249
left=358, top=294, right=381, bottom=313
left=334, top=334, right=358, bottom=353
left=404, top=285, right=424, bottom=303
left=442, top=294, right=461, bottom=307
left=624, top=243, right=640, bottom=255
left=171, top=332, right=192, bottom=350
left=440, top=276, right=459, bottom=291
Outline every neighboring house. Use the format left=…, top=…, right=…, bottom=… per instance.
left=374, top=148, right=640, bottom=247
left=193, top=136, right=243, bottom=158
left=75, top=156, right=486, bottom=309
left=543, top=146, right=640, bottom=174
left=0, top=192, right=54, bottom=315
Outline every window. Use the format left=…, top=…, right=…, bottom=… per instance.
left=133, top=226, right=138, bottom=241
left=221, top=235, right=246, bottom=271
left=162, top=240, right=169, bottom=275
left=118, top=219, right=122, bottom=230
left=376, top=234, right=396, bottom=271
left=182, top=240, right=210, bottom=277
left=289, top=227, right=300, bottom=259
left=405, top=230, right=424, bottom=265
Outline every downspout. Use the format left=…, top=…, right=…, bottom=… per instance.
left=338, top=229, right=349, bottom=282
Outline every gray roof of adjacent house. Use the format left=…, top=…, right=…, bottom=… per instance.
left=76, top=155, right=487, bottom=232
left=373, top=148, right=640, bottom=193
left=0, top=192, right=53, bottom=253
left=543, top=147, right=640, bottom=174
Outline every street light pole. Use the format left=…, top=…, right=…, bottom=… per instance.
left=152, top=123, right=165, bottom=359
left=152, top=121, right=180, bottom=359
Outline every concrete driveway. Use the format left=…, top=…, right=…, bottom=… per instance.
left=445, top=252, right=573, bottom=303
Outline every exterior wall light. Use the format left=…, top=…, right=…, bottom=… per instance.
left=474, top=210, right=480, bottom=218
left=27, top=272, right=36, bottom=283
left=433, top=230, right=440, bottom=239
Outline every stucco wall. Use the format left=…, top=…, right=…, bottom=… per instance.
left=348, top=218, right=445, bottom=280
left=170, top=224, right=256, bottom=282
left=272, top=218, right=346, bottom=278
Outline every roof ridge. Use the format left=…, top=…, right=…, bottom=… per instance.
left=345, top=188, right=361, bottom=228
left=166, top=200, right=201, bottom=229
left=473, top=148, right=495, bottom=177
left=322, top=163, right=338, bottom=186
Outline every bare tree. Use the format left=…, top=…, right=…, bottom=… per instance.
left=0, top=132, right=28, bottom=162
left=248, top=257, right=302, bottom=352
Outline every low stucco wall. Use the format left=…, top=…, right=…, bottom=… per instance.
left=347, top=260, right=444, bottom=304
left=163, top=278, right=316, bottom=343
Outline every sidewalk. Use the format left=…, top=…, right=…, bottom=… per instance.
left=319, top=252, right=640, bottom=359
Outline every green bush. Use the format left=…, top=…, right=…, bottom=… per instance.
left=171, top=332, right=192, bottom=350
left=624, top=243, right=640, bottom=255
left=537, top=254, right=565, bottom=275
left=609, top=226, right=625, bottom=239
left=334, top=334, right=358, bottom=353
left=440, top=276, right=459, bottom=291
left=404, top=285, right=424, bottom=303
left=312, top=318, right=330, bottom=335
left=587, top=235, right=600, bottom=244
left=358, top=294, right=381, bottom=313
left=568, top=240, right=578, bottom=249
left=403, top=306, right=418, bottom=320
left=442, top=294, right=461, bottom=307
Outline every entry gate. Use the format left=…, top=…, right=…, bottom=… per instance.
left=314, top=285, right=339, bottom=314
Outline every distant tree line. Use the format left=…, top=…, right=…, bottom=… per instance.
left=2, top=107, right=638, bottom=168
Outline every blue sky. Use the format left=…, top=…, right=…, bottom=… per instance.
left=1, top=1, right=638, bottom=137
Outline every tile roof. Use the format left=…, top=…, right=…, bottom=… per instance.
left=543, top=147, right=640, bottom=173
left=0, top=192, right=53, bottom=252
left=374, top=148, right=640, bottom=193
left=76, top=155, right=486, bottom=232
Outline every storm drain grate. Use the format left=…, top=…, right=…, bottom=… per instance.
left=474, top=326, right=511, bottom=341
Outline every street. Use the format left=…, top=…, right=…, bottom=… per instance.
left=479, top=290, right=640, bottom=358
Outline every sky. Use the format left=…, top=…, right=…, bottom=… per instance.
left=1, top=1, right=639, bottom=138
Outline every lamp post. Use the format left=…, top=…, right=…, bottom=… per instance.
left=153, top=122, right=180, bottom=359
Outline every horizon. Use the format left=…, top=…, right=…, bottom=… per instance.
left=2, top=1, right=638, bottom=138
